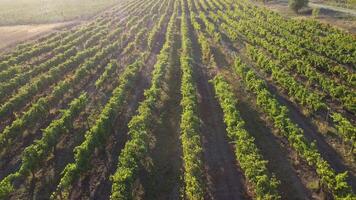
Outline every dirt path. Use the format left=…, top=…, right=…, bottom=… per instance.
left=260, top=0, right=356, bottom=33
left=309, top=2, right=356, bottom=15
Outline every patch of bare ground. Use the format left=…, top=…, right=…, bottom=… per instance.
left=0, top=22, right=78, bottom=51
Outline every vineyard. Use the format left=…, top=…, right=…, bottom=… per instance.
left=0, top=0, right=355, bottom=199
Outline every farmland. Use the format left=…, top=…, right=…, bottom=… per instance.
left=0, top=0, right=355, bottom=199
left=0, top=0, right=122, bottom=26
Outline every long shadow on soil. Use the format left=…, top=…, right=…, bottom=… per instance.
left=71, top=56, right=160, bottom=199
left=267, top=83, right=356, bottom=190
left=138, top=33, right=183, bottom=200
left=186, top=3, right=251, bottom=199
left=205, top=17, right=313, bottom=199
left=237, top=99, right=312, bottom=199
left=29, top=54, right=126, bottom=199
left=69, top=15, right=172, bottom=199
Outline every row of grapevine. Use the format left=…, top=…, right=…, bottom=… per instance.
left=147, top=0, right=171, bottom=49
left=95, top=60, right=120, bottom=89
left=229, top=18, right=354, bottom=110
left=246, top=39, right=356, bottom=155
left=0, top=93, right=88, bottom=199
left=223, top=0, right=355, bottom=86
left=179, top=0, right=205, bottom=198
left=189, top=0, right=281, bottom=198
left=212, top=75, right=281, bottom=199
left=194, top=0, right=355, bottom=198
left=0, top=33, right=71, bottom=72
left=331, top=113, right=356, bottom=153
left=187, top=0, right=215, bottom=67
left=0, top=2, right=144, bottom=120
left=233, top=58, right=354, bottom=199
left=52, top=0, right=166, bottom=197
left=0, top=18, right=104, bottom=73
left=0, top=6, right=149, bottom=153
left=0, top=26, right=108, bottom=103
left=198, top=0, right=356, bottom=152
left=0, top=45, right=98, bottom=118
left=0, top=1, right=132, bottom=70
left=218, top=5, right=355, bottom=108
left=0, top=31, right=68, bottom=63
left=0, top=1, right=159, bottom=197
left=110, top=1, right=176, bottom=199
left=226, top=0, right=355, bottom=66
left=246, top=45, right=325, bottom=112
left=0, top=29, right=121, bottom=151
left=51, top=60, right=142, bottom=199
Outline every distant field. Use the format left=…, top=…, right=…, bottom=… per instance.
left=0, top=22, right=74, bottom=50
left=0, top=0, right=120, bottom=25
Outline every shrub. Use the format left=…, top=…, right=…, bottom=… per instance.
left=289, top=0, right=308, bottom=13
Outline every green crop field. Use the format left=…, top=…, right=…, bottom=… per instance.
left=0, top=0, right=355, bottom=199
left=0, top=0, right=120, bottom=25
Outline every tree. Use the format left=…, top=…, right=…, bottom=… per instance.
left=289, top=0, right=308, bottom=13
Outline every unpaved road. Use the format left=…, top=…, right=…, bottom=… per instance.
left=309, top=2, right=356, bottom=16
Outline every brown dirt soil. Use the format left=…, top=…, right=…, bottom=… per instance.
left=186, top=11, right=251, bottom=199
left=68, top=20, right=168, bottom=198
left=137, top=18, right=183, bottom=200
left=265, top=82, right=356, bottom=189
left=216, top=20, right=356, bottom=190
left=0, top=22, right=77, bottom=51
left=0, top=43, right=115, bottom=173
left=196, top=65, right=251, bottom=200
left=208, top=30, right=324, bottom=198
left=205, top=25, right=333, bottom=198
left=137, top=59, right=183, bottom=200
left=2, top=17, right=134, bottom=197
left=227, top=74, right=327, bottom=199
